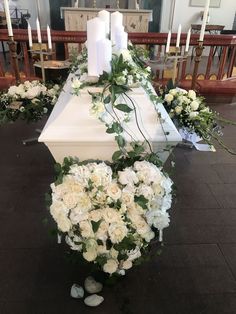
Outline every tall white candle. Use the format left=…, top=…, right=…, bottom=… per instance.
left=3, top=0, right=13, bottom=37
left=87, top=17, right=106, bottom=76
left=185, top=28, right=191, bottom=52
left=166, top=30, right=171, bottom=53
left=28, top=22, right=33, bottom=48
left=111, top=11, right=123, bottom=43
left=47, top=24, right=52, bottom=50
left=36, top=18, right=42, bottom=44
left=199, top=0, right=210, bottom=41
left=176, top=24, right=181, bottom=48
left=98, top=10, right=110, bottom=36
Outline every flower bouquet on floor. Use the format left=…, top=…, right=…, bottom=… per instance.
left=0, top=80, right=61, bottom=124
left=158, top=86, right=236, bottom=154
left=48, top=155, right=172, bottom=277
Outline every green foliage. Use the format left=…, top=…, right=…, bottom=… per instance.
left=134, top=195, right=149, bottom=210
left=91, top=220, right=102, bottom=233
left=115, top=103, right=133, bottom=113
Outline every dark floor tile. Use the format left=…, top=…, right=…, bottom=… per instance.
left=209, top=184, right=236, bottom=208
left=219, top=244, right=236, bottom=279
left=212, top=164, right=236, bottom=183
left=184, top=149, right=236, bottom=165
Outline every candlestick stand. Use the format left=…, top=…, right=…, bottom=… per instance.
left=29, top=47, right=54, bottom=83
left=191, top=40, right=204, bottom=90
left=7, top=37, right=20, bottom=83
left=166, top=48, right=188, bottom=85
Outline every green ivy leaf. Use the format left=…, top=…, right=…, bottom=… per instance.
left=104, top=95, right=111, bottom=104
left=112, top=150, right=122, bottom=161
left=91, top=220, right=102, bottom=233
left=134, top=195, right=149, bottom=210
left=115, top=135, right=126, bottom=148
left=115, top=103, right=133, bottom=113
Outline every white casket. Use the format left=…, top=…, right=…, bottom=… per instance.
left=38, top=76, right=181, bottom=163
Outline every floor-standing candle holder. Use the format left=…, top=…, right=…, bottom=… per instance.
left=7, top=37, right=20, bottom=83
left=29, top=47, right=54, bottom=83
left=93, top=0, right=97, bottom=8
left=116, top=0, right=120, bottom=9
left=166, top=48, right=188, bottom=85
left=191, top=40, right=204, bottom=90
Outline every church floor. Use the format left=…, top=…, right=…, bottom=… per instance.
left=0, top=101, right=236, bottom=314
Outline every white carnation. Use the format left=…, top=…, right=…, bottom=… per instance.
left=118, top=168, right=138, bottom=185
left=79, top=220, right=94, bottom=238
left=107, top=182, right=122, bottom=201
left=103, top=259, right=118, bottom=274
left=108, top=222, right=128, bottom=244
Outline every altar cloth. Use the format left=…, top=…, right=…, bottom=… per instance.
left=38, top=76, right=181, bottom=163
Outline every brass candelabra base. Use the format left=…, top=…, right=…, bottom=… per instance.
left=191, top=41, right=204, bottom=90
left=7, top=37, right=20, bottom=83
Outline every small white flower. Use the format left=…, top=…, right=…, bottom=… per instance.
left=190, top=100, right=199, bottom=111
left=164, top=94, right=174, bottom=103
left=103, top=259, right=118, bottom=274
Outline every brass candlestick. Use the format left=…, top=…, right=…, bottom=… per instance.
left=7, top=37, right=20, bottom=83
left=191, top=40, right=204, bottom=90
left=39, top=43, right=46, bottom=82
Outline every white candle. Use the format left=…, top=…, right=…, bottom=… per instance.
left=27, top=22, right=33, bottom=48
left=47, top=24, right=52, bottom=50
left=87, top=17, right=106, bottom=76
left=166, top=30, right=171, bottom=53
left=199, top=0, right=210, bottom=41
left=97, top=38, right=112, bottom=74
left=176, top=24, right=181, bottom=48
left=111, top=11, right=123, bottom=43
left=3, top=0, right=13, bottom=37
left=36, top=18, right=42, bottom=44
left=98, top=10, right=110, bottom=36
left=185, top=28, right=191, bottom=52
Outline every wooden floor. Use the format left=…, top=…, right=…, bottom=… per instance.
left=0, top=99, right=236, bottom=313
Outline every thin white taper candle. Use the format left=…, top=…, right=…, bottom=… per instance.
left=3, top=0, right=13, bottom=37
left=36, top=17, right=42, bottom=44
left=166, top=30, right=171, bottom=53
left=199, top=0, right=210, bottom=41
left=176, top=24, right=181, bottom=48
left=47, top=25, right=52, bottom=50
left=27, top=22, right=32, bottom=48
left=185, top=28, right=191, bottom=52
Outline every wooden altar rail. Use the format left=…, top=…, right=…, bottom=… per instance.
left=0, top=29, right=235, bottom=94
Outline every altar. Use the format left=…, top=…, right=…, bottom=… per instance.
left=60, top=7, right=152, bottom=32
left=38, top=76, right=181, bottom=163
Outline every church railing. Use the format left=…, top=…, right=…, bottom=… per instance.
left=0, top=29, right=235, bottom=90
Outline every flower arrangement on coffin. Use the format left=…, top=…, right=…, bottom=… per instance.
left=47, top=44, right=174, bottom=278
left=48, top=157, right=172, bottom=276
left=158, top=87, right=236, bottom=154
left=0, top=80, right=61, bottom=124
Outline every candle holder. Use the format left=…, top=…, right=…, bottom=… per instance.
left=116, top=0, right=120, bottom=9
left=93, top=0, right=96, bottom=8
left=7, top=36, right=20, bottom=83
left=29, top=47, right=54, bottom=83
left=165, top=47, right=188, bottom=85
left=191, top=40, right=204, bottom=90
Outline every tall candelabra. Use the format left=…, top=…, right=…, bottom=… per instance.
left=7, top=37, right=20, bottom=83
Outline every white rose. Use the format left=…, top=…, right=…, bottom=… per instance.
left=169, top=89, right=177, bottom=96
left=190, top=100, right=199, bottom=111
left=103, top=259, right=118, bottom=274
left=63, top=192, right=80, bottom=209
left=76, top=192, right=92, bottom=211
left=96, top=221, right=109, bottom=241
left=118, top=168, right=139, bottom=185
left=89, top=210, right=102, bottom=222
left=56, top=212, right=72, bottom=232
left=107, top=182, right=122, bottom=201
left=175, top=105, right=183, bottom=115
left=50, top=200, right=69, bottom=220
left=110, top=247, right=119, bottom=259
left=25, top=86, right=41, bottom=99
left=138, top=184, right=154, bottom=200
left=71, top=78, right=82, bottom=90
left=164, top=94, right=174, bottom=103
left=189, top=111, right=199, bottom=119
left=152, top=182, right=164, bottom=196
left=83, top=249, right=97, bottom=262
left=102, top=207, right=122, bottom=224
left=122, top=260, right=133, bottom=270
left=108, top=222, right=128, bottom=244
left=70, top=208, right=89, bottom=224
left=133, top=218, right=151, bottom=236
left=121, top=191, right=134, bottom=206
left=188, top=90, right=196, bottom=100
left=79, top=220, right=94, bottom=238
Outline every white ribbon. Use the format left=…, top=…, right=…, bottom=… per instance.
left=179, top=128, right=216, bottom=152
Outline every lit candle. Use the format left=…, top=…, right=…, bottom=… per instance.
left=36, top=17, right=42, bottom=44
left=27, top=22, right=32, bottom=48
left=47, top=24, right=52, bottom=50
left=166, top=30, right=171, bottom=53
left=199, top=0, right=210, bottom=41
left=176, top=24, right=181, bottom=48
left=98, top=10, right=110, bottom=36
left=185, top=28, right=191, bottom=52
left=3, top=0, right=13, bottom=37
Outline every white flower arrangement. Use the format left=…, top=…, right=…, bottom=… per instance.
left=49, top=159, right=172, bottom=275
left=0, top=80, right=61, bottom=124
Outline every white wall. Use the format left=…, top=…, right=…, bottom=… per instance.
left=161, top=0, right=236, bottom=32
left=16, top=0, right=50, bottom=28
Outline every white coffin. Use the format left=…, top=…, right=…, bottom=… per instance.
left=38, top=76, right=181, bottom=163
